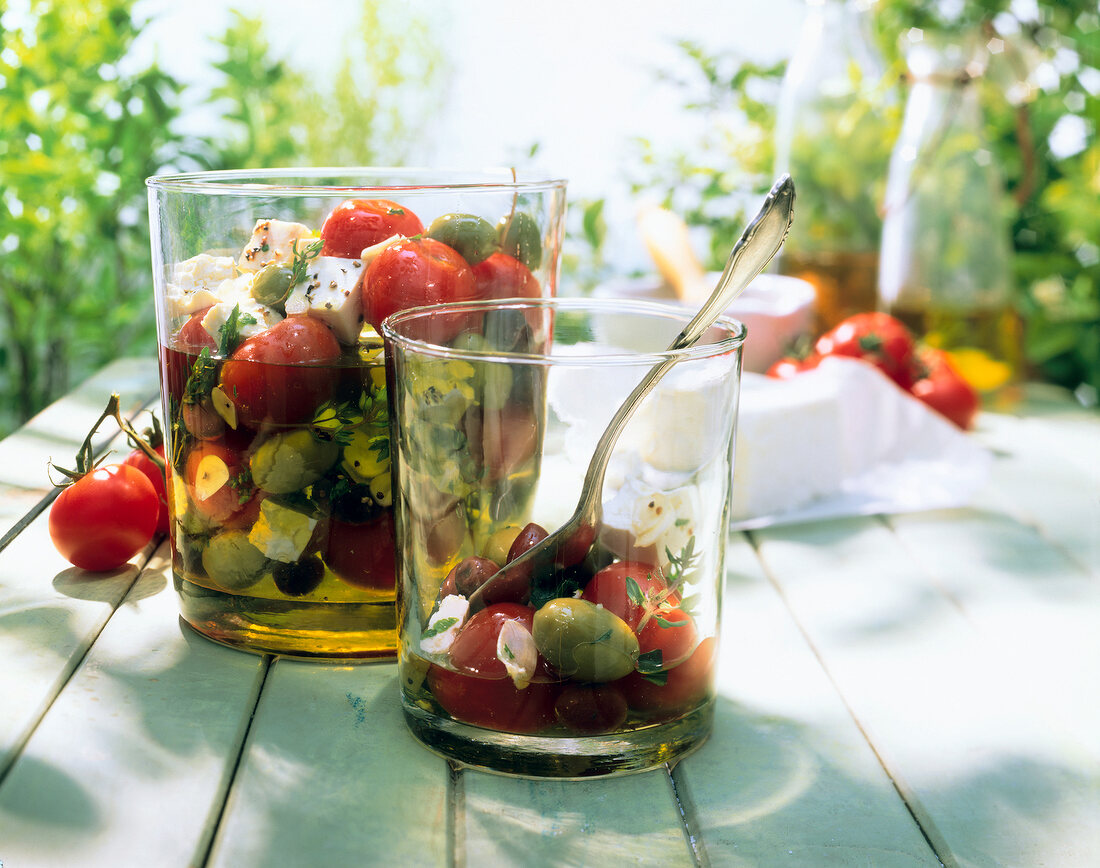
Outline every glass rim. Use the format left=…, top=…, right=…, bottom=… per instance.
left=380, top=297, right=747, bottom=366
left=145, top=167, right=568, bottom=197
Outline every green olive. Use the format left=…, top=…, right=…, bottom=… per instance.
left=532, top=598, right=638, bottom=683
left=251, top=263, right=295, bottom=307
left=496, top=211, right=542, bottom=270
left=250, top=429, right=339, bottom=494
left=202, top=530, right=268, bottom=590
left=483, top=524, right=522, bottom=564
left=427, top=213, right=498, bottom=265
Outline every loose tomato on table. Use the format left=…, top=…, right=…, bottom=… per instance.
left=219, top=315, right=342, bottom=427
left=123, top=442, right=169, bottom=535
left=49, top=464, right=159, bottom=572
left=320, top=199, right=425, bottom=258
left=765, top=353, right=822, bottom=379
left=427, top=603, right=559, bottom=733
left=814, top=312, right=916, bottom=388
left=910, top=346, right=980, bottom=430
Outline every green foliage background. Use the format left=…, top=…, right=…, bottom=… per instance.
left=0, top=0, right=444, bottom=438
left=626, top=0, right=1098, bottom=399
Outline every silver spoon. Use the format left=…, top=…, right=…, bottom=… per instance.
left=469, top=174, right=796, bottom=610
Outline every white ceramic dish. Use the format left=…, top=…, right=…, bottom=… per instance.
left=593, top=272, right=816, bottom=373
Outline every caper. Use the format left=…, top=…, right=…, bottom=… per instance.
left=202, top=530, right=268, bottom=591
left=251, top=429, right=339, bottom=494
left=496, top=211, right=542, bottom=270
left=532, top=598, right=639, bottom=683
left=251, top=263, right=295, bottom=307
left=427, top=213, right=498, bottom=265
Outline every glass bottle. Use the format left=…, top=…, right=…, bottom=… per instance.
left=774, top=0, right=897, bottom=333
left=878, top=36, right=1022, bottom=397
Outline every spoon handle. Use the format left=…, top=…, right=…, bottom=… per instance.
left=572, top=175, right=796, bottom=520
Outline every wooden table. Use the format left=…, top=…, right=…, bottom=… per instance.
left=1, top=357, right=1096, bottom=867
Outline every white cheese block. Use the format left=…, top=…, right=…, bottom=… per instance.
left=284, top=255, right=365, bottom=344
left=419, top=594, right=470, bottom=657
left=200, top=296, right=284, bottom=346
left=247, top=500, right=318, bottom=563
left=164, top=253, right=237, bottom=320
left=238, top=219, right=315, bottom=272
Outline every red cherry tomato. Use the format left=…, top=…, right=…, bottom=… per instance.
left=176, top=307, right=217, bottom=353
left=324, top=513, right=397, bottom=590
left=49, top=464, right=158, bottom=572
left=320, top=199, right=424, bottom=258
left=471, top=252, right=542, bottom=300
left=617, top=636, right=716, bottom=718
left=361, top=237, right=478, bottom=333
left=765, top=353, right=822, bottom=379
left=427, top=603, right=559, bottom=733
left=814, top=312, right=916, bottom=388
left=910, top=347, right=980, bottom=430
left=583, top=560, right=696, bottom=667
left=183, top=441, right=252, bottom=524
left=219, top=316, right=342, bottom=427
left=123, top=444, right=169, bottom=535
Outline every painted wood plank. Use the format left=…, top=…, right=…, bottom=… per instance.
left=0, top=490, right=160, bottom=775
left=886, top=508, right=1100, bottom=759
left=753, top=516, right=1100, bottom=868
left=0, top=356, right=161, bottom=536
left=676, top=533, right=940, bottom=866
left=462, top=764, right=694, bottom=867
left=973, top=410, right=1100, bottom=577
left=0, top=541, right=265, bottom=867
left=207, top=659, right=450, bottom=868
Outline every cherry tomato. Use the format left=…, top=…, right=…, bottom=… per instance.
left=554, top=683, right=628, bottom=734
left=361, top=237, right=478, bottom=333
left=176, top=307, right=217, bottom=353
left=814, top=312, right=916, bottom=388
left=123, top=444, right=169, bottom=535
left=471, top=252, right=542, bottom=300
left=219, top=316, right=342, bottom=427
left=581, top=560, right=674, bottom=630
left=582, top=561, right=697, bottom=667
left=910, top=347, right=980, bottom=430
left=324, top=513, right=396, bottom=590
left=320, top=199, right=424, bottom=258
left=183, top=441, right=253, bottom=524
left=617, top=636, right=716, bottom=718
left=49, top=464, right=158, bottom=572
left=427, top=603, right=559, bottom=733
left=765, top=353, right=822, bottom=379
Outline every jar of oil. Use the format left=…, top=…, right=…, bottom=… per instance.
left=878, top=35, right=1022, bottom=401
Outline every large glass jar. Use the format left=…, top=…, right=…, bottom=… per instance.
left=878, top=38, right=1022, bottom=397
left=146, top=169, right=567, bottom=660
left=774, top=0, right=897, bottom=332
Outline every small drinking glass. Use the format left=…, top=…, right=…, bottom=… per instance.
left=383, top=297, right=745, bottom=776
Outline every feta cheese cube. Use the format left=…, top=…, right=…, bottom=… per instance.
left=238, top=219, right=315, bottom=272
left=165, top=253, right=237, bottom=320
left=247, top=500, right=318, bottom=563
left=284, top=255, right=365, bottom=344
left=420, top=594, right=470, bottom=657
left=200, top=296, right=284, bottom=347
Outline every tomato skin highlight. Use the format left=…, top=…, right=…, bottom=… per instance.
left=910, top=347, right=980, bottom=430
left=320, top=198, right=424, bottom=258
left=361, top=237, right=478, bottom=333
left=814, top=312, right=916, bottom=388
left=49, top=464, right=158, bottom=572
left=219, top=316, right=341, bottom=427
left=124, top=444, right=169, bottom=535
